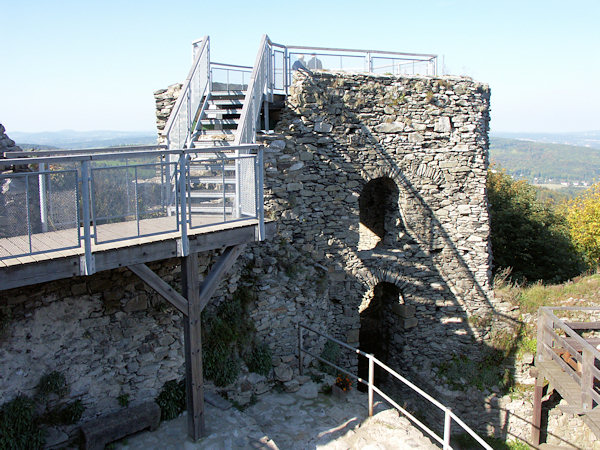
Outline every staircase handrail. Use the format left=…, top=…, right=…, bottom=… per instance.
left=163, top=36, right=211, bottom=149
left=298, top=323, right=492, bottom=450
left=233, top=34, right=272, bottom=146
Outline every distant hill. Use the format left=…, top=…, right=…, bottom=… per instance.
left=489, top=136, right=600, bottom=184
left=16, top=143, right=59, bottom=151
left=493, top=130, right=600, bottom=150
left=11, top=130, right=157, bottom=149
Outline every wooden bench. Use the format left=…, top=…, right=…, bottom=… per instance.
left=80, top=401, right=161, bottom=450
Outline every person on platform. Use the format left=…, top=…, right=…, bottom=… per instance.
left=307, top=53, right=323, bottom=70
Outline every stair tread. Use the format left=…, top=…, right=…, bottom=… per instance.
left=200, top=119, right=239, bottom=124
left=209, top=99, right=243, bottom=105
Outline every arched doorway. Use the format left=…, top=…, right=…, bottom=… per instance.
left=358, top=282, right=403, bottom=390
left=358, top=177, right=401, bottom=250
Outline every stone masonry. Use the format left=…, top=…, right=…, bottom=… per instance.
left=2, top=70, right=585, bottom=446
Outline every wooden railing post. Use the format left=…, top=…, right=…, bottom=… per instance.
left=582, top=348, right=594, bottom=411
left=537, top=308, right=553, bottom=362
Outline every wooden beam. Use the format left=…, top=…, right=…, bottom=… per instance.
left=565, top=321, right=600, bottom=330
left=531, top=375, right=544, bottom=445
left=182, top=252, right=205, bottom=440
left=198, top=244, right=246, bottom=312
left=127, top=263, right=188, bottom=316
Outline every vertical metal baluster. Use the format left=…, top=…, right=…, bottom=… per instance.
left=26, top=173, right=32, bottom=254
left=257, top=148, right=264, bottom=240
left=135, top=166, right=140, bottom=237
left=443, top=408, right=452, bottom=450
left=39, top=163, right=48, bottom=232
left=368, top=355, right=374, bottom=417
left=178, top=153, right=189, bottom=256
left=81, top=160, right=94, bottom=274
left=222, top=157, right=226, bottom=222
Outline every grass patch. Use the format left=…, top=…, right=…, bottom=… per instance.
left=318, top=341, right=341, bottom=376
left=244, top=343, right=273, bottom=377
left=452, top=433, right=530, bottom=449
left=495, top=272, right=600, bottom=314
left=155, top=379, right=186, bottom=421
left=0, top=396, right=45, bottom=449
left=437, top=349, right=511, bottom=393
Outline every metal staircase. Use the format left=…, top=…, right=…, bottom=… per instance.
left=193, top=90, right=244, bottom=147
left=161, top=35, right=439, bottom=223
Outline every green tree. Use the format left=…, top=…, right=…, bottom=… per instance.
left=487, top=169, right=584, bottom=283
left=566, top=183, right=600, bottom=268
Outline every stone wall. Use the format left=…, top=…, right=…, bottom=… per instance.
left=0, top=254, right=223, bottom=421
left=249, top=71, right=494, bottom=369
left=154, top=84, right=182, bottom=145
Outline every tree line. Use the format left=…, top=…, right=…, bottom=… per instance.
left=488, top=169, right=600, bottom=284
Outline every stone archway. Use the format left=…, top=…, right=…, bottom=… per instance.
left=358, top=282, right=403, bottom=390
left=358, top=177, right=401, bottom=251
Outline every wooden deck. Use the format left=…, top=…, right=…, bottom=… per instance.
left=532, top=307, right=600, bottom=443
left=0, top=215, right=273, bottom=291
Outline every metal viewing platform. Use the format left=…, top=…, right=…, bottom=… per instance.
left=0, top=144, right=268, bottom=290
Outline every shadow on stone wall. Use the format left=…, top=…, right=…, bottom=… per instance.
left=266, top=71, right=557, bottom=444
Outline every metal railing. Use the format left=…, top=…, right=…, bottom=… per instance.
left=536, top=307, right=600, bottom=411
left=164, top=36, right=211, bottom=150
left=298, top=324, right=492, bottom=450
left=210, top=62, right=252, bottom=92
left=0, top=145, right=264, bottom=272
left=234, top=35, right=272, bottom=145
left=172, top=35, right=439, bottom=149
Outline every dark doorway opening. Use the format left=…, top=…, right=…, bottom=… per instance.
left=358, top=282, right=401, bottom=391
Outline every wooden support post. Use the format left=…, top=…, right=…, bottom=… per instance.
left=179, top=245, right=245, bottom=441
left=182, top=252, right=205, bottom=440
left=531, top=375, right=544, bottom=445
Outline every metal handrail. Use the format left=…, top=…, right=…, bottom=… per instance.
left=233, top=34, right=271, bottom=145
left=298, top=323, right=492, bottom=450
left=0, top=145, right=264, bottom=268
left=163, top=36, right=210, bottom=150
left=165, top=35, right=439, bottom=151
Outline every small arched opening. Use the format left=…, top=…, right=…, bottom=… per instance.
left=358, top=282, right=403, bottom=390
left=358, top=177, right=401, bottom=250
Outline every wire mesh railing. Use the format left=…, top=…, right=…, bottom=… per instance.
left=298, top=323, right=492, bottom=450
left=0, top=145, right=264, bottom=271
left=164, top=36, right=211, bottom=150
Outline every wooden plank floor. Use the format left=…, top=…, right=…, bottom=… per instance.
left=0, top=214, right=251, bottom=267
left=537, top=360, right=600, bottom=439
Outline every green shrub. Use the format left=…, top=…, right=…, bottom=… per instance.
left=488, top=169, right=585, bottom=283
left=155, top=379, right=186, bottom=421
left=117, top=394, right=130, bottom=408
left=319, top=341, right=341, bottom=375
left=437, top=349, right=510, bottom=392
left=245, top=343, right=273, bottom=376
left=36, top=371, right=67, bottom=399
left=201, top=284, right=257, bottom=386
left=0, top=396, right=45, bottom=450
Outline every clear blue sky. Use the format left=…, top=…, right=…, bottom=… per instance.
left=1, top=0, right=598, bottom=134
